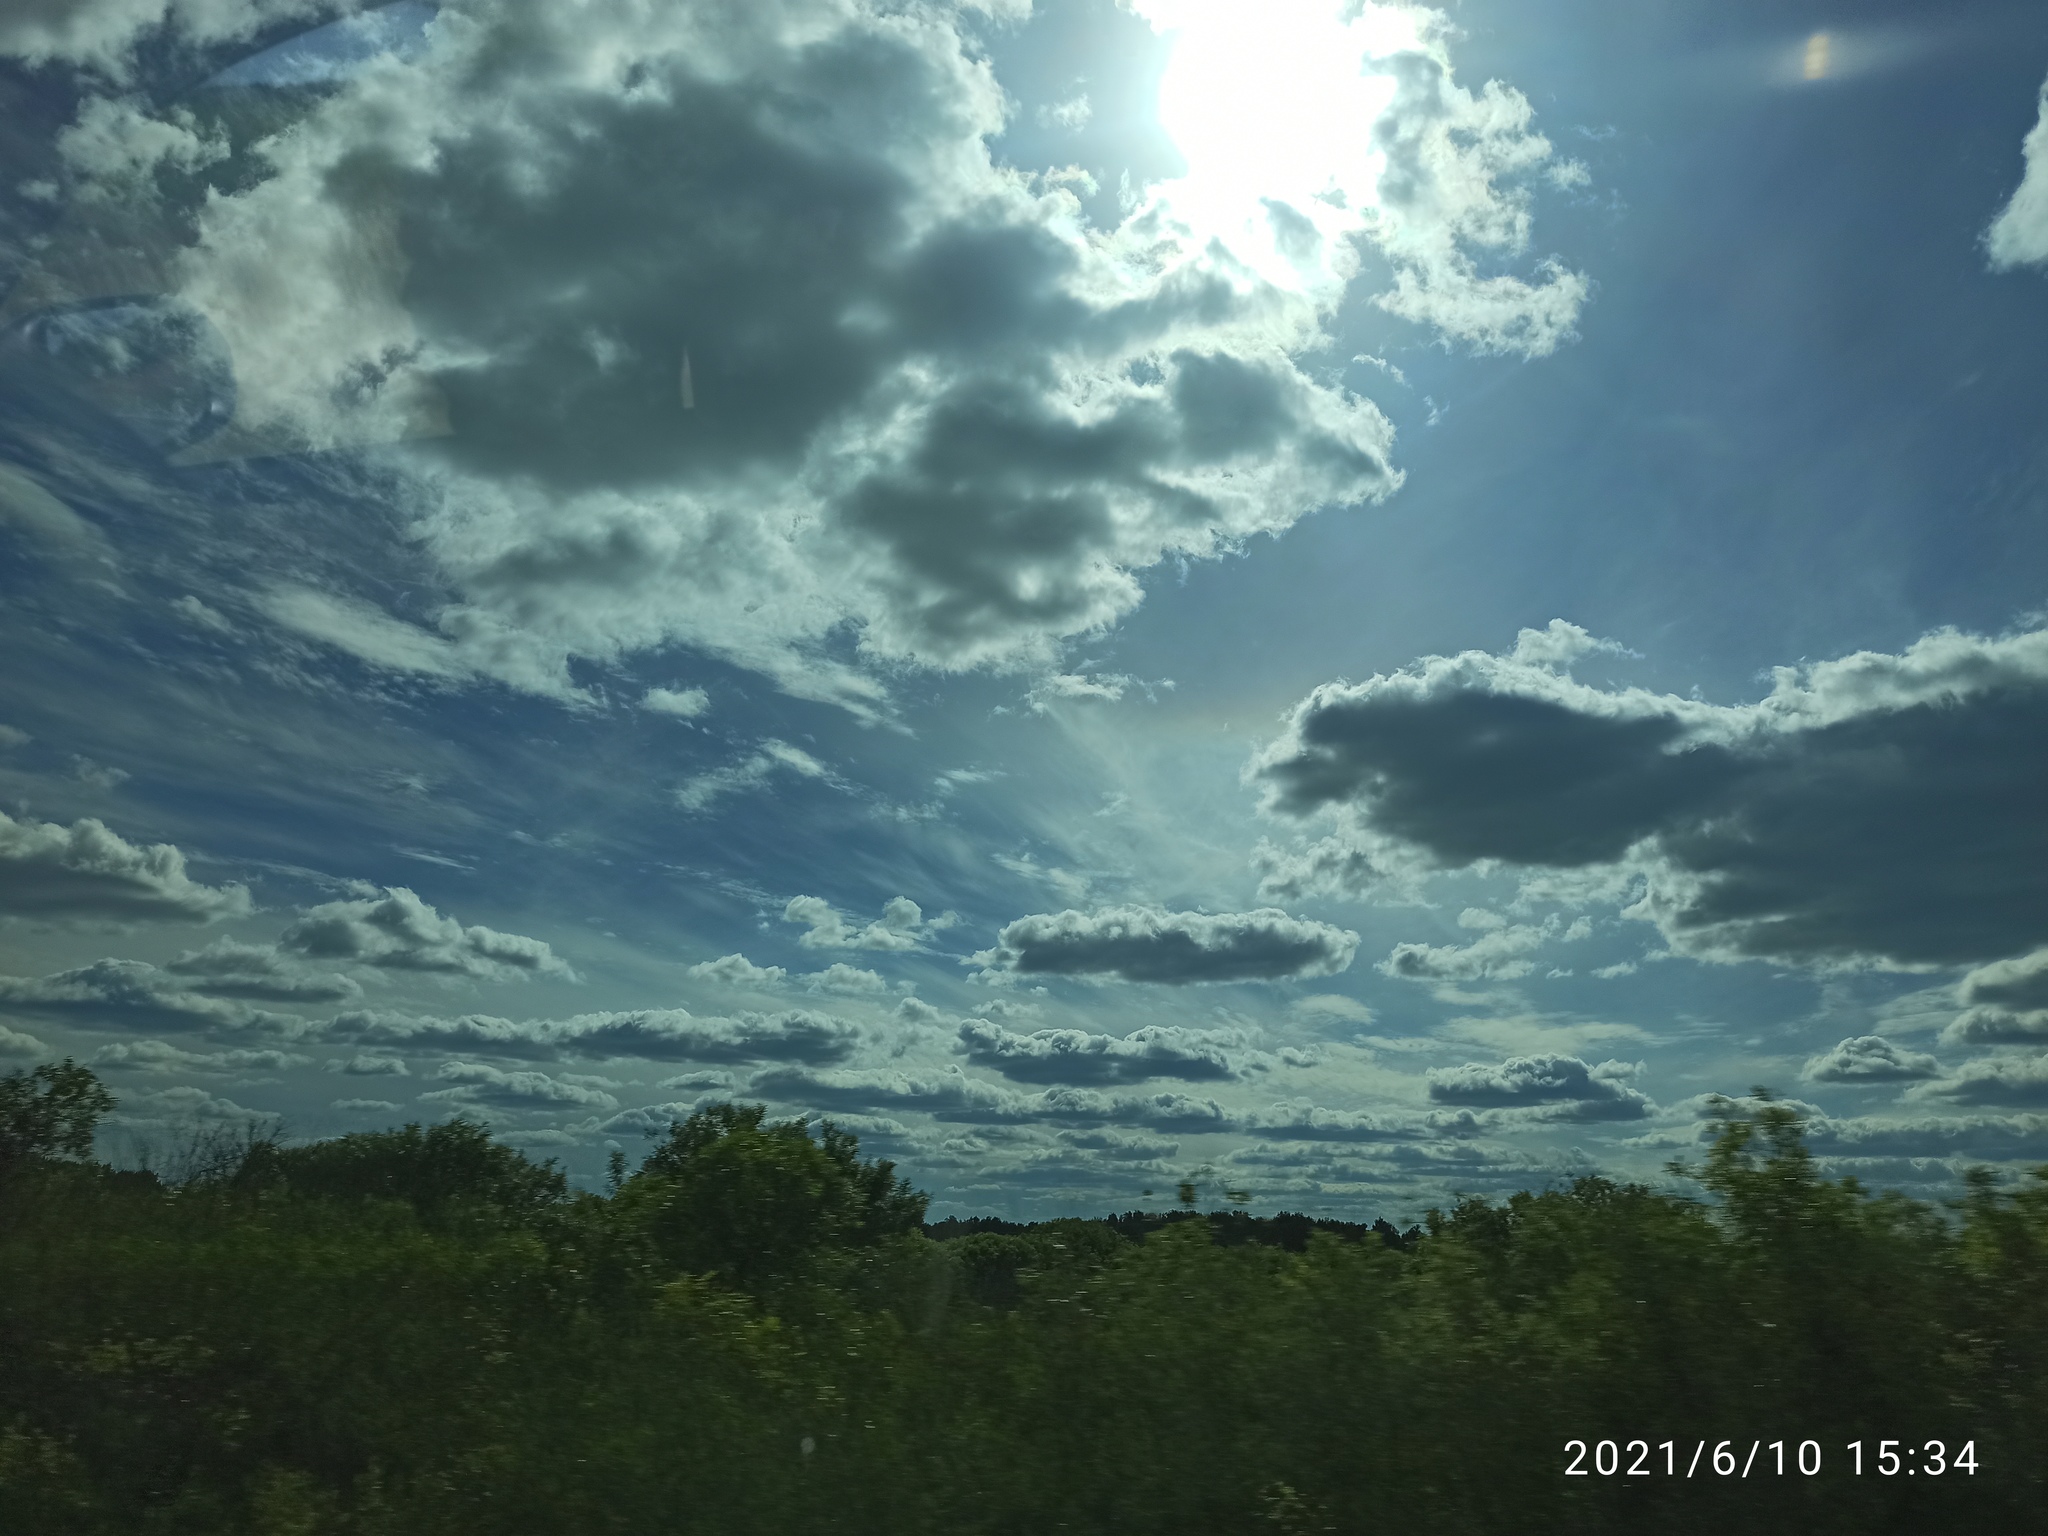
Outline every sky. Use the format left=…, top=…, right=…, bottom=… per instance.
left=1, top=0, right=2046, bottom=1220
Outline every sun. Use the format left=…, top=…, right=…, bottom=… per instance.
left=1133, top=0, right=1425, bottom=293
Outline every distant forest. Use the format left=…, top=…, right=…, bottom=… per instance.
left=3, top=1060, right=2045, bottom=1534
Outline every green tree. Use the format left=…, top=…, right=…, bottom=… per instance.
left=0, top=1060, right=115, bottom=1175
left=621, top=1102, right=927, bottom=1293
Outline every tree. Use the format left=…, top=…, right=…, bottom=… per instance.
left=622, top=1102, right=927, bottom=1292
left=0, top=1060, right=114, bottom=1174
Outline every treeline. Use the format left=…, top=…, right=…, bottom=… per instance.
left=3, top=1060, right=2047, bottom=1535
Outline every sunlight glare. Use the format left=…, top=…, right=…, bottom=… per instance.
left=1134, top=0, right=1421, bottom=293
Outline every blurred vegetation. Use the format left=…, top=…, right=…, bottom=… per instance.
left=2, top=1063, right=2043, bottom=1534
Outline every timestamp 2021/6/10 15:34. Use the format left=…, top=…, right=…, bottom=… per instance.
left=1564, top=1439, right=1980, bottom=1479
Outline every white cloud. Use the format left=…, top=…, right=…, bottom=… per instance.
left=0, top=811, right=251, bottom=924
left=0, top=959, right=295, bottom=1036
left=280, top=887, right=572, bottom=980
left=973, top=904, right=1358, bottom=984
left=1987, top=75, right=2048, bottom=270
left=686, top=953, right=788, bottom=987
left=783, top=894, right=927, bottom=951
left=955, top=1019, right=1253, bottom=1085
left=642, top=686, right=710, bottom=719
left=0, top=1024, right=47, bottom=1057
left=803, top=963, right=890, bottom=996
left=322, top=1003, right=864, bottom=1065
left=1802, top=1035, right=1940, bottom=1084
left=90, top=0, right=1592, bottom=710
left=89, top=1039, right=307, bottom=1074
left=677, top=741, right=828, bottom=813
left=420, top=1060, right=619, bottom=1110
left=1425, top=1053, right=1651, bottom=1121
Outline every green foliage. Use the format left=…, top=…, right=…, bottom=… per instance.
left=0, top=1058, right=115, bottom=1173
left=619, top=1102, right=927, bottom=1293
left=3, top=1072, right=2047, bottom=1535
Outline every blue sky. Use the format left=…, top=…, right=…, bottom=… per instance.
left=2, top=0, right=2047, bottom=1219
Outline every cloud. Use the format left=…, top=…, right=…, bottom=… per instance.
left=0, top=959, right=295, bottom=1036
left=0, top=811, right=251, bottom=924
left=1942, top=947, right=2048, bottom=1046
left=0, top=0, right=315, bottom=78
left=124, top=0, right=1588, bottom=711
left=1379, top=910, right=1573, bottom=983
left=0, top=1025, right=46, bottom=1057
left=280, top=887, right=571, bottom=980
left=419, top=1061, right=619, bottom=1111
left=783, top=895, right=926, bottom=952
left=88, top=1039, right=306, bottom=1074
left=686, top=953, right=788, bottom=987
left=1243, top=1100, right=1484, bottom=1143
left=333, top=1098, right=401, bottom=1113
left=677, top=741, right=828, bottom=813
left=1916, top=1055, right=2048, bottom=1110
left=1987, top=75, right=2048, bottom=270
left=642, top=686, right=710, bottom=719
left=164, top=938, right=362, bottom=1003
left=803, top=963, right=890, bottom=996
left=329, top=1054, right=409, bottom=1076
left=973, top=905, right=1357, bottom=984
left=1250, top=621, right=2048, bottom=971
left=322, top=1004, right=863, bottom=1066
left=1802, top=1035, right=1940, bottom=1084
left=955, top=1019, right=1248, bottom=1085
left=751, top=1063, right=1239, bottom=1133
left=1425, top=1053, right=1651, bottom=1121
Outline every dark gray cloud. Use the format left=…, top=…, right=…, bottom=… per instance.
left=0, top=959, right=295, bottom=1035
left=746, top=1063, right=1235, bottom=1133
left=1802, top=1035, right=1940, bottom=1084
left=280, top=887, right=571, bottom=980
left=973, top=905, right=1357, bottom=984
left=1251, top=623, right=2048, bottom=970
left=320, top=1004, right=862, bottom=1066
left=955, top=1019, right=1246, bottom=1085
left=0, top=811, right=251, bottom=924
left=1426, top=1053, right=1651, bottom=1121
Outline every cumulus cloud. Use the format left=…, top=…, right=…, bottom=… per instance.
left=973, top=905, right=1357, bottom=984
left=322, top=1004, right=862, bottom=1066
left=0, top=1024, right=46, bottom=1057
left=1941, top=949, right=2048, bottom=1046
left=31, top=0, right=1590, bottom=713
left=0, top=0, right=335, bottom=79
left=164, top=938, right=362, bottom=1003
left=1250, top=621, right=2048, bottom=971
left=1425, top=1053, right=1651, bottom=1121
left=419, top=1060, right=619, bottom=1110
left=0, top=811, right=251, bottom=924
left=685, top=953, right=788, bottom=987
left=1802, top=1035, right=1940, bottom=1084
left=804, top=963, right=890, bottom=996
left=1915, top=1054, right=2048, bottom=1110
left=1379, top=909, right=1588, bottom=983
left=1986, top=75, right=2048, bottom=270
left=1242, top=1100, right=1482, bottom=1143
left=280, top=887, right=571, bottom=980
left=955, top=1019, right=1249, bottom=1085
left=784, top=895, right=927, bottom=952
